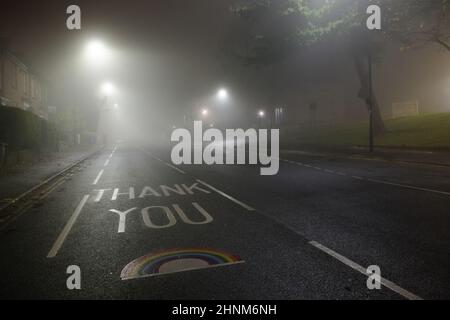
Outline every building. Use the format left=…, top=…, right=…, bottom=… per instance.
left=0, top=42, right=48, bottom=119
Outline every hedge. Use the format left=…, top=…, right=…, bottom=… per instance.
left=0, top=106, right=59, bottom=151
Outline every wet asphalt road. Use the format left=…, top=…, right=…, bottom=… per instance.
left=0, top=143, right=449, bottom=299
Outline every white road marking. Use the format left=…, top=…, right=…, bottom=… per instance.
left=142, top=150, right=187, bottom=175
left=92, top=169, right=104, bottom=185
left=108, top=146, right=117, bottom=159
left=104, top=159, right=110, bottom=166
left=283, top=158, right=450, bottom=197
left=196, top=179, right=255, bottom=211
left=309, top=241, right=423, bottom=300
left=282, top=149, right=450, bottom=169
left=109, top=208, right=137, bottom=233
left=47, top=195, right=90, bottom=258
left=364, top=178, right=450, bottom=196
left=164, top=162, right=186, bottom=174
left=153, top=155, right=186, bottom=174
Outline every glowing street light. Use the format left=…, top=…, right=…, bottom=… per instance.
left=257, top=110, right=265, bottom=128
left=101, top=82, right=115, bottom=96
left=201, top=108, right=209, bottom=117
left=84, top=40, right=111, bottom=65
left=217, top=88, right=228, bottom=101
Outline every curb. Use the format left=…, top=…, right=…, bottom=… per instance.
left=0, top=147, right=103, bottom=214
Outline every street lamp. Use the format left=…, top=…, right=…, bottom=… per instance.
left=99, top=82, right=116, bottom=113
left=98, top=82, right=117, bottom=146
left=84, top=40, right=111, bottom=66
left=258, top=110, right=265, bottom=128
left=201, top=108, right=209, bottom=117
left=101, top=82, right=115, bottom=96
left=217, top=88, right=228, bottom=101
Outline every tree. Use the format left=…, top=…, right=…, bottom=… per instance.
left=229, top=0, right=449, bottom=136
left=378, top=0, right=450, bottom=52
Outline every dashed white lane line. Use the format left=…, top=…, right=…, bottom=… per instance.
left=153, top=156, right=186, bottom=174
left=164, top=162, right=186, bottom=175
left=364, top=177, right=450, bottom=196
left=309, top=241, right=423, bottom=300
left=104, top=159, right=110, bottom=166
left=142, top=150, right=187, bottom=175
left=47, top=195, right=90, bottom=258
left=282, top=158, right=450, bottom=196
left=92, top=169, right=104, bottom=185
left=197, top=179, right=255, bottom=211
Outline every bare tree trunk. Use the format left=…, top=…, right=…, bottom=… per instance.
left=354, top=55, right=386, bottom=135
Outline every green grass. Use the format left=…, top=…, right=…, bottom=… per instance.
left=283, top=113, right=450, bottom=148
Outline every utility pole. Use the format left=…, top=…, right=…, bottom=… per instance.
left=368, top=54, right=374, bottom=153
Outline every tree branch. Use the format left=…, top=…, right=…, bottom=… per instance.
left=434, top=37, right=450, bottom=51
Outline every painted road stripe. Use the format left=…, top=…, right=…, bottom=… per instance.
left=104, top=159, right=110, bottom=166
left=164, top=162, right=186, bottom=174
left=281, top=149, right=450, bottom=170
left=142, top=150, right=187, bottom=175
left=196, top=179, right=255, bottom=211
left=92, top=169, right=104, bottom=185
left=364, top=177, right=450, bottom=196
left=309, top=241, right=423, bottom=300
left=47, top=195, right=90, bottom=258
left=283, top=158, right=450, bottom=196
left=153, top=155, right=186, bottom=174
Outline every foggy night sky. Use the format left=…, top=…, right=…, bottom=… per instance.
left=1, top=0, right=449, bottom=135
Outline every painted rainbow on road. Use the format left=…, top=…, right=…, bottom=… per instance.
left=120, top=248, right=243, bottom=280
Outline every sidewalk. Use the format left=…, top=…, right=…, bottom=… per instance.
left=281, top=145, right=450, bottom=167
left=0, top=147, right=99, bottom=207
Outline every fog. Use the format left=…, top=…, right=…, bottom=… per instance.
left=1, top=0, right=449, bottom=148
